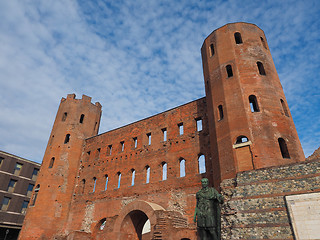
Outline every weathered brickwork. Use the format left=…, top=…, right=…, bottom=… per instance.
left=20, top=22, right=308, bottom=239
left=221, top=159, right=320, bottom=239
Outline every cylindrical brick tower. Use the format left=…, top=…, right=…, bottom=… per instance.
left=201, top=23, right=305, bottom=184
left=19, top=94, right=102, bottom=239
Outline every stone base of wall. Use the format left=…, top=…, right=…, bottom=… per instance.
left=220, top=159, right=320, bottom=240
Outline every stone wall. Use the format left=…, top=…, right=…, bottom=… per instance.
left=220, top=159, right=320, bottom=239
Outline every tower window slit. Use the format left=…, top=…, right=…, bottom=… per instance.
left=226, top=65, right=233, bottom=77
left=249, top=95, right=260, bottom=112
left=209, top=43, right=215, bottom=57
left=234, top=32, right=243, bottom=44
left=257, top=61, right=266, bottom=75
left=278, top=138, right=290, bottom=158
left=218, top=105, right=224, bottom=120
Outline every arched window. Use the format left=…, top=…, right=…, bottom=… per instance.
left=235, top=136, right=249, bottom=144
left=180, top=158, right=186, bottom=177
left=218, top=105, right=224, bottom=120
left=198, top=155, right=206, bottom=174
left=234, top=32, right=243, bottom=44
left=93, top=177, right=97, bottom=192
left=162, top=162, right=167, bottom=181
left=249, top=95, right=260, bottom=112
left=278, top=138, right=290, bottom=158
left=257, top=61, right=266, bottom=75
left=280, top=99, right=290, bottom=117
left=226, top=65, right=233, bottom=78
left=64, top=134, right=70, bottom=144
left=117, top=172, right=121, bottom=188
left=62, top=112, right=67, bottom=121
left=131, top=169, right=135, bottom=186
left=80, top=114, right=85, bottom=123
left=260, top=37, right=267, bottom=49
left=31, top=184, right=40, bottom=206
left=49, top=157, right=55, bottom=169
left=146, top=166, right=150, bottom=184
left=209, top=43, right=215, bottom=57
left=104, top=175, right=108, bottom=191
left=80, top=179, right=85, bottom=194
left=98, top=218, right=107, bottom=231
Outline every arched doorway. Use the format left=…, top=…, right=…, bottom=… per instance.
left=120, top=210, right=150, bottom=240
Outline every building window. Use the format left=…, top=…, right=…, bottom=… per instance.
left=249, top=95, right=260, bottom=112
left=257, top=61, right=266, bottom=75
left=13, top=163, right=23, bottom=175
left=226, top=65, right=233, bottom=78
left=133, top=137, right=138, bottom=148
left=146, top=166, right=150, bottom=184
left=280, top=99, right=290, bottom=117
left=131, top=169, right=135, bottom=186
left=117, top=172, right=121, bottom=189
left=80, top=114, right=85, bottom=123
left=49, top=157, right=55, bottom=169
left=64, top=134, right=70, bottom=144
left=120, top=141, right=124, bottom=152
left=104, top=175, right=108, bottom=191
left=209, top=43, right=215, bottom=57
left=62, top=112, right=67, bottom=121
left=180, top=158, right=186, bottom=177
left=32, top=168, right=39, bottom=181
left=234, top=32, right=243, bottom=44
left=1, top=197, right=11, bottom=211
left=260, top=37, right=267, bottom=49
left=236, top=136, right=249, bottom=144
left=278, top=138, right=290, bottom=158
left=162, top=128, right=167, bottom=141
left=7, top=179, right=17, bottom=193
left=196, top=118, right=203, bottom=131
left=198, top=155, right=206, bottom=174
left=31, top=184, right=40, bottom=206
left=21, top=200, right=29, bottom=214
left=107, top=145, right=112, bottom=155
left=99, top=218, right=107, bottom=231
left=147, top=133, right=151, bottom=145
left=0, top=157, right=3, bottom=168
left=162, top=162, right=167, bottom=181
left=27, top=184, right=34, bottom=197
left=178, top=123, right=184, bottom=135
left=218, top=105, right=224, bottom=121
left=92, top=177, right=97, bottom=193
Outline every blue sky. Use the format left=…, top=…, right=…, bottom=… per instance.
left=0, top=0, right=319, bottom=163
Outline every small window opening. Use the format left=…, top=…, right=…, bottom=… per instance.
left=120, top=141, right=124, bottom=152
left=62, top=112, right=67, bottom=121
left=31, top=184, right=40, bottom=206
left=162, top=128, right=167, bottom=141
left=236, top=136, right=249, bottom=144
left=218, top=105, right=224, bottom=121
left=198, top=155, right=206, bottom=174
left=1, top=197, right=11, bottom=211
left=249, top=95, right=260, bottom=112
left=257, top=61, right=266, bottom=75
left=99, top=218, right=107, bottom=231
left=21, top=200, right=29, bottom=214
left=131, top=169, right=135, bottom=186
left=80, top=114, right=85, bottom=123
left=147, top=133, right=151, bottom=145
left=107, top=145, right=112, bottom=155
left=180, top=158, right=186, bottom=177
left=104, top=175, right=108, bottom=191
left=49, top=157, right=55, bottom=168
left=146, top=166, right=150, bottom=184
left=281, top=99, right=290, bottom=117
left=7, top=179, right=17, bottom=193
left=260, top=37, right=267, bottom=49
left=178, top=123, right=184, bottom=135
left=92, top=177, right=97, bottom=193
left=278, top=138, right=290, bottom=158
left=133, top=137, right=138, bottom=148
left=234, top=32, right=243, bottom=44
left=226, top=65, right=233, bottom=77
left=64, top=134, right=70, bottom=144
left=13, top=163, right=23, bottom=175
left=209, top=43, right=215, bottom=57
left=117, top=172, right=121, bottom=188
left=162, top=162, right=167, bottom=181
left=196, top=118, right=203, bottom=131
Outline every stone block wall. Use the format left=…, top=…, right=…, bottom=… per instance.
left=220, top=159, right=320, bottom=239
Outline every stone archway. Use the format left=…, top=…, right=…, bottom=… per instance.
left=113, top=200, right=165, bottom=240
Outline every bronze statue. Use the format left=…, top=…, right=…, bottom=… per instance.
left=194, top=178, right=223, bottom=240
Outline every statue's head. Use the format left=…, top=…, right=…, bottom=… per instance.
left=201, top=178, right=209, bottom=188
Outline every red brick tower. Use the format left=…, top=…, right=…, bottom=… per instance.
left=19, top=94, right=102, bottom=239
left=201, top=23, right=305, bottom=184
